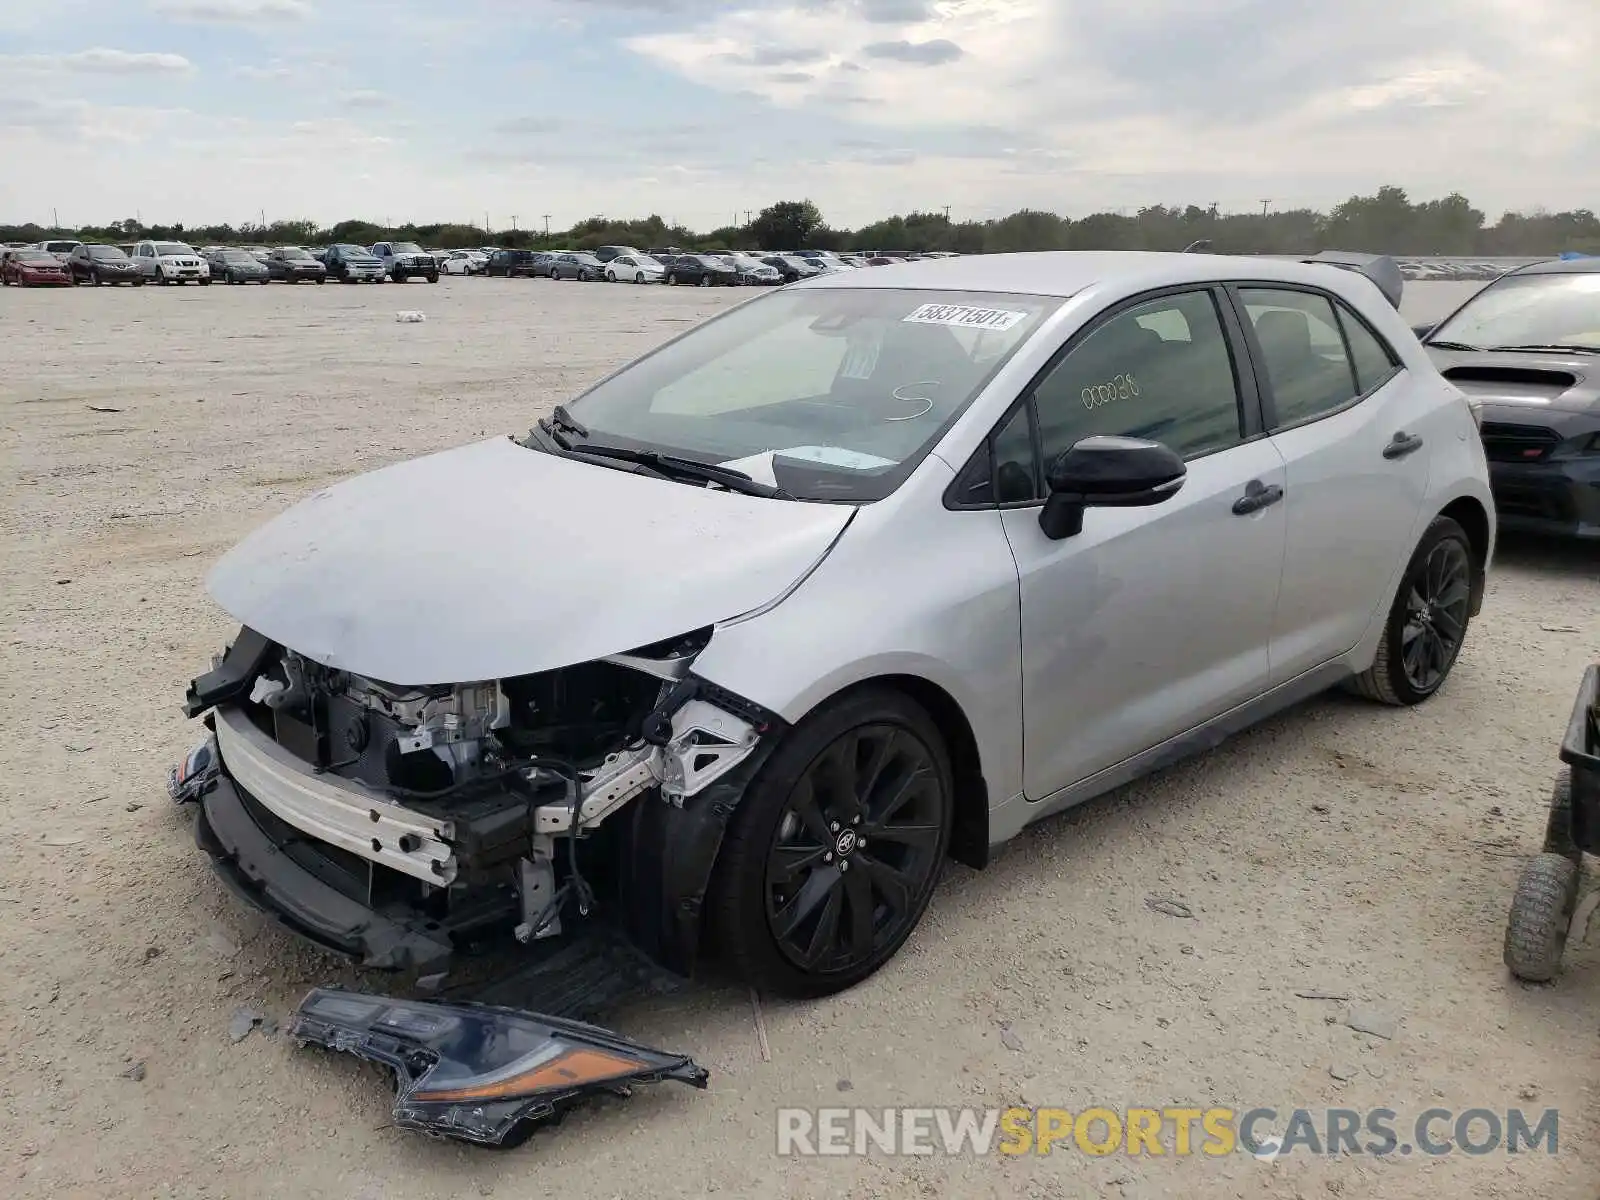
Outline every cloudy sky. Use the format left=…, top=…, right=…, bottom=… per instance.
left=0, top=0, right=1592, bottom=231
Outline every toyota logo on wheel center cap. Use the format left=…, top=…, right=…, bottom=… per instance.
left=834, top=829, right=859, bottom=857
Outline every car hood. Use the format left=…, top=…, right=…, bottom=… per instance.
left=206, top=436, right=854, bottom=685
left=1425, top=346, right=1597, bottom=415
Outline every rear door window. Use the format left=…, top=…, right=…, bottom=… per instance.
left=1239, top=288, right=1361, bottom=427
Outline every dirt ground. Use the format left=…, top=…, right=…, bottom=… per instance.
left=2, top=276, right=1596, bottom=1199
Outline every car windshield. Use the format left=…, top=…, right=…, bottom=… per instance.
left=393, top=242, right=423, bottom=254
left=560, top=287, right=1061, bottom=501
left=15, top=251, right=56, bottom=263
left=635, top=255, right=661, bottom=266
left=88, top=246, right=127, bottom=260
left=154, top=243, right=193, bottom=256
left=572, top=254, right=602, bottom=266
left=220, top=250, right=256, bottom=262
left=281, top=249, right=313, bottom=260
left=1427, top=271, right=1600, bottom=351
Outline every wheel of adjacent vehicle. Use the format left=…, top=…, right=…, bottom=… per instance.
left=1541, top=767, right=1581, bottom=866
left=697, top=274, right=710, bottom=287
left=90, top=269, right=102, bottom=286
left=708, top=688, right=954, bottom=999
left=1503, top=852, right=1578, bottom=983
left=1348, top=515, right=1474, bottom=706
left=199, top=277, right=210, bottom=285
left=426, top=273, right=438, bottom=283
left=316, top=276, right=325, bottom=284
left=635, top=271, right=646, bottom=283
left=668, top=271, right=679, bottom=285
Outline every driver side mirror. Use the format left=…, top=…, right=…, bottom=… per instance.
left=1038, top=436, right=1187, bottom=540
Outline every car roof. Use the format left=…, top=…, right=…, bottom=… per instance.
left=788, top=250, right=1399, bottom=299
left=1507, top=256, right=1600, bottom=276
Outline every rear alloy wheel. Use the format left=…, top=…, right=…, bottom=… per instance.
left=635, top=272, right=646, bottom=283
left=710, top=689, right=953, bottom=998
left=698, top=274, right=710, bottom=287
left=1350, top=516, right=1474, bottom=706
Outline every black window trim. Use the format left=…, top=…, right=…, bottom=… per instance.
left=1221, top=280, right=1405, bottom=435
left=944, top=282, right=1265, bottom=511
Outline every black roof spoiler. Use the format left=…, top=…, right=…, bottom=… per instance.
left=1300, top=251, right=1403, bottom=310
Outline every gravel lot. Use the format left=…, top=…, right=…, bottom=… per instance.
left=2, top=276, right=1596, bottom=1199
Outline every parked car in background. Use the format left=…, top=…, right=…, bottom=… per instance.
left=592, top=245, right=641, bottom=264
left=722, top=253, right=783, bottom=286
left=322, top=244, right=387, bottom=283
left=761, top=254, right=823, bottom=283
left=133, top=240, right=210, bottom=284
left=371, top=241, right=440, bottom=283
left=208, top=247, right=272, bottom=284
left=485, top=249, right=543, bottom=277
left=116, top=243, right=137, bottom=258
left=36, top=239, right=83, bottom=262
left=267, top=247, right=328, bottom=284
left=441, top=250, right=487, bottom=276
left=246, top=247, right=271, bottom=263
left=603, top=253, right=666, bottom=284
left=1, top=247, right=72, bottom=286
left=549, top=252, right=605, bottom=281
left=1420, top=255, right=1600, bottom=540
left=667, top=253, right=739, bottom=286
left=67, top=243, right=143, bottom=286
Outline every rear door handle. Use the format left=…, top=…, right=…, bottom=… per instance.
left=1232, top=479, right=1284, bottom=516
left=1383, top=431, right=1425, bottom=460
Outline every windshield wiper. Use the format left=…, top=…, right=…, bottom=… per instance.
left=1483, top=343, right=1600, bottom=355
left=535, top=404, right=589, bottom=448
left=1423, top=339, right=1483, bottom=351
left=566, top=443, right=791, bottom=499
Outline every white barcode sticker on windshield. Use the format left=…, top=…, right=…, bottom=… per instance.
left=903, top=303, right=1028, bottom=331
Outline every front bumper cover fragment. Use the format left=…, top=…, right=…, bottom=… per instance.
left=288, top=987, right=709, bottom=1147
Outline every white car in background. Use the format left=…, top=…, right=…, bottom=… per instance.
left=36, top=239, right=83, bottom=262
left=132, top=239, right=210, bottom=285
left=441, top=250, right=488, bottom=276
left=604, top=253, right=667, bottom=284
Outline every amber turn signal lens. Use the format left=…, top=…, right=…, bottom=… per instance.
left=412, top=1047, right=648, bottom=1104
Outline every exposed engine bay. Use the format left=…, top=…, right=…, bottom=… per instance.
left=174, top=625, right=774, bottom=974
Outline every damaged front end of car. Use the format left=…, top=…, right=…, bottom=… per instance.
left=288, top=987, right=709, bottom=1147
left=173, top=623, right=783, bottom=979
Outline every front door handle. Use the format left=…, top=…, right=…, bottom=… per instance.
left=1232, top=479, right=1284, bottom=516
left=1383, top=431, right=1425, bottom=460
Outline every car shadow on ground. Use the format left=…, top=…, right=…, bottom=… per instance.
left=1491, top=531, right=1600, bottom=578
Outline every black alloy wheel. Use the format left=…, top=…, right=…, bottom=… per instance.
left=709, top=689, right=954, bottom=998
left=1400, top=538, right=1472, bottom=693
left=1350, top=515, right=1476, bottom=706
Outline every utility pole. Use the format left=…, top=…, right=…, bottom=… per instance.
left=942, top=205, right=950, bottom=220
left=542, top=214, right=550, bottom=236
left=52, top=207, right=58, bottom=230
left=1259, top=199, right=1271, bottom=217
left=743, top=210, right=751, bottom=225
left=511, top=214, right=518, bottom=232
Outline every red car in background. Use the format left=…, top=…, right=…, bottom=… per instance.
left=1, top=248, right=73, bottom=286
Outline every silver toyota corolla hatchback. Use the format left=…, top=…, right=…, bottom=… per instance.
left=173, top=252, right=1494, bottom=998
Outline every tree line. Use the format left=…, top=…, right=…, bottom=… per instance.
left=5, top=186, right=1596, bottom=258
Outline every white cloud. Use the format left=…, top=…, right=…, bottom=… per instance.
left=151, top=0, right=314, bottom=22
left=338, top=89, right=393, bottom=109
left=0, top=48, right=195, bottom=74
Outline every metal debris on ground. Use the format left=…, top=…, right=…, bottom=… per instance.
left=750, top=988, right=772, bottom=1063
left=229, top=1007, right=269, bottom=1043
left=1344, top=1007, right=1397, bottom=1040
left=1144, top=896, right=1195, bottom=919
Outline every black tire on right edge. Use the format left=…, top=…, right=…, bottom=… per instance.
left=1504, top=852, right=1578, bottom=982
left=1541, top=767, right=1580, bottom=865
left=1349, top=515, right=1475, bottom=706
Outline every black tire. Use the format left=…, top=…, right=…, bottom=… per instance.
left=316, top=276, right=326, bottom=284
left=707, top=688, right=954, bottom=999
left=133, top=278, right=143, bottom=287
left=91, top=270, right=102, bottom=286
left=199, top=277, right=210, bottom=286
left=698, top=274, right=710, bottom=287
left=1349, top=515, right=1475, bottom=706
left=1542, top=767, right=1581, bottom=866
left=1503, top=852, right=1578, bottom=982
left=668, top=272, right=679, bottom=285
left=426, top=273, right=438, bottom=284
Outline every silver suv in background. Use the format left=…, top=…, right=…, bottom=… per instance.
left=132, top=240, right=211, bottom=285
